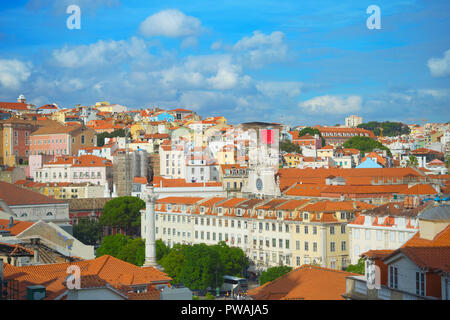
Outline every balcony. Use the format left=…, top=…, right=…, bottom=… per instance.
left=344, top=276, right=438, bottom=300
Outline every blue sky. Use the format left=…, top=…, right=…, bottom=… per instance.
left=0, top=0, right=449, bottom=125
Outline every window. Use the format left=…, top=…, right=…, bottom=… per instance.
left=272, top=238, right=276, bottom=247
left=296, top=256, right=301, bottom=266
left=341, top=241, right=346, bottom=251
left=304, top=241, right=309, bottom=251
left=330, top=242, right=335, bottom=252
left=377, top=230, right=382, bottom=241
left=365, top=230, right=371, bottom=240
left=330, top=226, right=335, bottom=235
left=46, top=212, right=53, bottom=217
left=416, top=272, right=425, bottom=296
left=285, top=240, right=289, bottom=249
left=341, top=225, right=346, bottom=234
left=279, top=239, right=283, bottom=248
left=313, top=226, right=317, bottom=234
left=296, top=225, right=300, bottom=233
left=390, top=231, right=396, bottom=241
left=304, top=226, right=308, bottom=234
left=389, top=266, right=398, bottom=289
left=313, top=242, right=317, bottom=252
left=354, top=228, right=360, bottom=239
left=296, top=240, right=300, bottom=250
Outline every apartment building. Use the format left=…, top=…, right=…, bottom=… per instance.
left=344, top=204, right=450, bottom=300
left=159, top=141, right=186, bottom=179
left=347, top=198, right=428, bottom=264
left=34, top=155, right=113, bottom=187
left=30, top=124, right=97, bottom=157
left=146, top=196, right=377, bottom=273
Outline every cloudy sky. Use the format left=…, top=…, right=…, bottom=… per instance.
left=0, top=0, right=449, bottom=125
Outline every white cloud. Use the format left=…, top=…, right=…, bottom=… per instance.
left=207, top=67, right=239, bottom=90
left=51, top=36, right=149, bottom=68
left=427, top=50, right=450, bottom=77
left=181, top=36, right=198, bottom=49
left=299, top=95, right=362, bottom=114
left=233, top=31, right=288, bottom=68
left=211, top=41, right=222, bottom=50
left=0, top=59, right=32, bottom=89
left=139, top=9, right=203, bottom=38
left=256, top=81, right=303, bottom=98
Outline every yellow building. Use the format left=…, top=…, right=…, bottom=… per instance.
left=317, top=145, right=335, bottom=158
left=290, top=201, right=376, bottom=270
left=217, top=144, right=235, bottom=165
left=283, top=153, right=302, bottom=167
left=219, top=164, right=248, bottom=197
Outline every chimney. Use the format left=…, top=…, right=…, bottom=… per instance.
left=7, top=216, right=13, bottom=229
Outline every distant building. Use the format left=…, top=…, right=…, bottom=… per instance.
left=345, top=115, right=363, bottom=128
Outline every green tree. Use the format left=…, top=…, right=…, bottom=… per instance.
left=345, top=258, right=365, bottom=275
left=280, top=140, right=302, bottom=154
left=259, top=266, right=292, bottom=286
left=211, top=241, right=249, bottom=277
left=343, top=136, right=392, bottom=157
left=297, top=127, right=325, bottom=147
left=96, top=128, right=127, bottom=147
left=73, top=218, right=103, bottom=245
left=156, top=239, right=170, bottom=262
left=96, top=234, right=146, bottom=266
left=99, top=196, right=145, bottom=236
left=181, top=244, right=224, bottom=290
left=159, top=244, right=188, bottom=285
left=405, top=155, right=419, bottom=168
left=117, top=238, right=145, bottom=266
left=357, top=121, right=410, bottom=137
left=96, top=234, right=130, bottom=258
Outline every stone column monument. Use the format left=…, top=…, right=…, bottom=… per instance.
left=142, top=185, right=162, bottom=269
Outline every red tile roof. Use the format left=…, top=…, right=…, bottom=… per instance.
left=0, top=181, right=65, bottom=206
left=247, top=265, right=360, bottom=300
left=3, top=255, right=171, bottom=300
left=0, top=219, right=34, bottom=235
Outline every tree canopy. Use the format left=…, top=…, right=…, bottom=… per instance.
left=160, top=244, right=189, bottom=285
left=73, top=218, right=103, bottom=246
left=343, top=136, right=392, bottom=157
left=212, top=241, right=249, bottom=277
left=357, top=121, right=410, bottom=137
left=96, top=128, right=127, bottom=147
left=96, top=234, right=131, bottom=259
left=96, top=235, right=169, bottom=267
left=259, top=266, right=292, bottom=286
left=345, top=258, right=365, bottom=275
left=405, top=155, right=419, bottom=168
left=280, top=140, right=302, bottom=154
left=158, top=241, right=249, bottom=290
left=99, top=196, right=145, bottom=236
left=181, top=243, right=224, bottom=290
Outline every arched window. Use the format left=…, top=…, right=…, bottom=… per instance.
left=46, top=212, right=53, bottom=217
left=20, top=213, right=28, bottom=217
